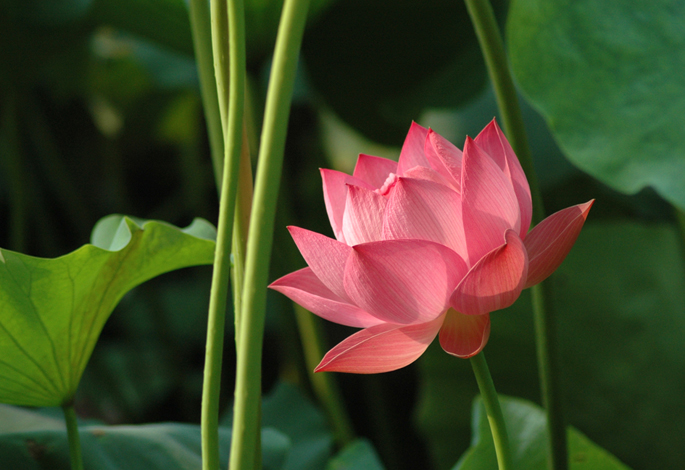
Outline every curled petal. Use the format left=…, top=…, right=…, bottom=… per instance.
left=289, top=226, right=352, bottom=301
left=397, top=122, right=430, bottom=175
left=475, top=119, right=532, bottom=237
left=439, top=309, right=491, bottom=358
left=315, top=314, right=444, bottom=373
left=524, top=200, right=594, bottom=288
left=270, top=268, right=383, bottom=328
left=344, top=239, right=467, bottom=324
left=461, top=137, right=521, bottom=263
left=383, top=177, right=467, bottom=260
left=353, top=154, right=398, bottom=189
left=342, top=185, right=387, bottom=245
left=321, top=169, right=374, bottom=242
left=424, top=129, right=463, bottom=191
left=450, top=230, right=528, bottom=315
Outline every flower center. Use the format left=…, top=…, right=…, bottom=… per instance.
left=375, top=173, right=399, bottom=196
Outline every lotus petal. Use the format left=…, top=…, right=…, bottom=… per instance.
left=439, top=309, right=491, bottom=358
left=270, top=268, right=383, bottom=328
left=400, top=165, right=455, bottom=189
left=475, top=119, right=532, bottom=237
left=383, top=177, right=467, bottom=260
left=425, top=129, right=462, bottom=191
left=461, top=137, right=521, bottom=263
left=524, top=200, right=594, bottom=288
left=344, top=239, right=466, bottom=324
left=289, top=226, right=352, bottom=301
left=321, top=169, right=374, bottom=242
left=397, top=122, right=430, bottom=175
left=353, top=154, right=398, bottom=189
left=342, top=185, right=388, bottom=245
left=314, top=314, right=444, bottom=373
left=450, top=230, right=528, bottom=315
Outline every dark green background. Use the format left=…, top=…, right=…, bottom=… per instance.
left=1, top=0, right=682, bottom=468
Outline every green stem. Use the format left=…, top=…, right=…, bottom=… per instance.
left=189, top=0, right=225, bottom=189
left=470, top=353, right=512, bottom=470
left=229, top=0, right=311, bottom=467
left=293, top=305, right=355, bottom=446
left=531, top=281, right=566, bottom=468
left=462, top=1, right=567, bottom=468
left=231, top=124, right=254, bottom=339
left=62, top=405, right=83, bottom=470
left=200, top=0, right=246, bottom=468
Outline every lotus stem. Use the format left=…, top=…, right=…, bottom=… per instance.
left=231, top=123, right=253, bottom=336
left=470, top=353, right=512, bottom=470
left=189, top=0, right=224, bottom=188
left=62, top=404, right=84, bottom=470
left=200, top=0, right=246, bottom=467
left=462, top=0, right=567, bottom=468
left=228, top=0, right=311, bottom=467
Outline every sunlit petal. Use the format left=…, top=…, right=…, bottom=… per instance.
left=397, top=121, right=430, bottom=175
left=424, top=128, right=462, bottom=191
left=270, top=268, right=383, bottom=328
left=475, top=119, right=532, bottom=237
left=344, top=239, right=466, bottom=324
left=321, top=169, right=374, bottom=242
left=450, top=230, right=528, bottom=315
left=353, top=154, right=398, bottom=189
left=342, top=185, right=387, bottom=245
left=439, top=309, right=490, bottom=358
left=289, top=226, right=352, bottom=301
left=461, top=137, right=521, bottom=263
left=383, top=177, right=467, bottom=260
left=524, top=200, right=594, bottom=288
left=315, top=314, right=444, bottom=373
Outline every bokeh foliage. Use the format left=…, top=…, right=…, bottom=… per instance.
left=1, top=0, right=683, bottom=468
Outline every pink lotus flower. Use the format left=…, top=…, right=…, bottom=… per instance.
left=270, top=120, right=592, bottom=373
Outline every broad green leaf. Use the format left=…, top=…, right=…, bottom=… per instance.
left=553, top=222, right=685, bottom=470
left=454, top=395, right=631, bottom=470
left=326, top=439, right=385, bottom=470
left=507, top=0, right=685, bottom=208
left=416, top=222, right=685, bottom=470
left=0, top=404, right=289, bottom=470
left=0, top=215, right=215, bottom=407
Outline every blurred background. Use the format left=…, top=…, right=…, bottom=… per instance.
left=0, top=0, right=683, bottom=469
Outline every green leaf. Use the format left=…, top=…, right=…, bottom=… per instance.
left=416, top=222, right=685, bottom=470
left=326, top=439, right=385, bottom=470
left=455, top=395, right=631, bottom=470
left=507, top=0, right=685, bottom=208
left=0, top=404, right=289, bottom=470
left=0, top=215, right=215, bottom=407
left=553, top=222, right=685, bottom=470
left=241, top=382, right=334, bottom=470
